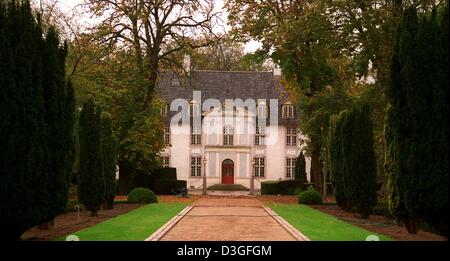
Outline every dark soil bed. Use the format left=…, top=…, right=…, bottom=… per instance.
left=310, top=204, right=447, bottom=241
left=21, top=204, right=141, bottom=241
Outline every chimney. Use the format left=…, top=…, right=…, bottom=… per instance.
left=273, top=65, right=281, bottom=76
left=183, top=54, right=191, bottom=73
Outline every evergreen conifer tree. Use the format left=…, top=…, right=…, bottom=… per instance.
left=78, top=99, right=105, bottom=216
left=329, top=103, right=377, bottom=218
left=0, top=0, right=74, bottom=239
left=328, top=112, right=347, bottom=210
left=386, top=5, right=449, bottom=235
left=101, top=112, right=117, bottom=210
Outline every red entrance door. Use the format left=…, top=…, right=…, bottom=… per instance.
left=222, top=159, right=234, bottom=184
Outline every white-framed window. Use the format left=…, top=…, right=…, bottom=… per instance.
left=160, top=103, right=168, bottom=116
left=223, top=125, right=234, bottom=146
left=254, top=157, right=265, bottom=178
left=286, top=127, right=297, bottom=146
left=286, top=158, right=296, bottom=178
left=162, top=156, right=170, bottom=168
left=255, top=126, right=265, bottom=146
left=191, top=156, right=202, bottom=177
left=282, top=104, right=294, bottom=118
left=190, top=101, right=200, bottom=117
left=191, top=124, right=202, bottom=145
left=164, top=126, right=170, bottom=145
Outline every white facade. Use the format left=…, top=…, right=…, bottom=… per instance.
left=160, top=109, right=311, bottom=190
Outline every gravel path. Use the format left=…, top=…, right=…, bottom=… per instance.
left=156, top=198, right=305, bottom=241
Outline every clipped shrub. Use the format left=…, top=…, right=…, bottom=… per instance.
left=153, top=167, right=177, bottom=180
left=298, top=187, right=323, bottom=205
left=127, top=188, right=158, bottom=204
left=261, top=180, right=311, bottom=195
left=278, top=180, right=306, bottom=195
left=261, top=181, right=282, bottom=195
left=294, top=183, right=314, bottom=195
left=134, top=168, right=178, bottom=191
left=294, top=187, right=304, bottom=195
left=154, top=179, right=187, bottom=195
left=133, top=171, right=153, bottom=189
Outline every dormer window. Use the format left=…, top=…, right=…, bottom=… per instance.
left=282, top=103, right=294, bottom=118
left=223, top=125, right=234, bottom=146
left=190, top=101, right=200, bottom=117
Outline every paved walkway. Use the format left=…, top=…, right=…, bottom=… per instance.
left=148, top=198, right=308, bottom=241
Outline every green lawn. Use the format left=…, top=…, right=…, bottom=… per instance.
left=59, top=203, right=187, bottom=241
left=269, top=204, right=392, bottom=241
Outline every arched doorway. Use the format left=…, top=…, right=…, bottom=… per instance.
left=222, top=159, right=234, bottom=184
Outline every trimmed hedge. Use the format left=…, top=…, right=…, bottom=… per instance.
left=127, top=188, right=158, bottom=204
left=133, top=172, right=153, bottom=189
left=261, top=180, right=313, bottom=195
left=134, top=167, right=178, bottom=191
left=153, top=167, right=177, bottom=180
left=261, top=181, right=279, bottom=195
left=298, top=188, right=323, bottom=205
left=153, top=179, right=187, bottom=195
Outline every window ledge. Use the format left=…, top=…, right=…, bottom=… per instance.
left=254, top=145, right=267, bottom=148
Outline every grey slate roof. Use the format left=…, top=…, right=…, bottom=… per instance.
left=157, top=70, right=281, bottom=101
left=156, top=70, right=298, bottom=126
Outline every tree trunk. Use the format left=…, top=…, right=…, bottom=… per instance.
left=117, top=159, right=135, bottom=195
left=105, top=196, right=114, bottom=210
left=403, top=218, right=419, bottom=234
left=143, top=59, right=158, bottom=109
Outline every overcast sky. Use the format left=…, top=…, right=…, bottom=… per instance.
left=53, top=0, right=261, bottom=53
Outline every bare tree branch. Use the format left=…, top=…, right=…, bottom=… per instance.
left=82, top=0, right=223, bottom=108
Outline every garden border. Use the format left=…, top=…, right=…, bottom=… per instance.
left=145, top=206, right=193, bottom=241
left=264, top=206, right=310, bottom=241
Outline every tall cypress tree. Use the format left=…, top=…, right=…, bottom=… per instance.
left=328, top=112, right=347, bottom=210
left=0, top=0, right=74, bottom=239
left=101, top=112, right=117, bottom=210
left=41, top=26, right=70, bottom=221
left=386, top=5, right=449, bottom=235
left=329, top=103, right=377, bottom=218
left=347, top=103, right=377, bottom=219
left=294, top=151, right=307, bottom=183
left=78, top=99, right=105, bottom=216
left=0, top=0, right=49, bottom=239
left=64, top=80, right=76, bottom=190
left=427, top=3, right=449, bottom=236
